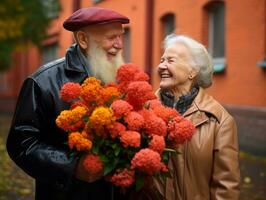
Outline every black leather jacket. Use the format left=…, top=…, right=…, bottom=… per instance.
left=6, top=44, right=128, bottom=200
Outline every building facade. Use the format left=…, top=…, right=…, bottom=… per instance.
left=0, top=0, right=266, bottom=153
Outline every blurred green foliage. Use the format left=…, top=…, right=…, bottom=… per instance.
left=0, top=0, right=61, bottom=70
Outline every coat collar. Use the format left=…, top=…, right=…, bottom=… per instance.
left=156, top=87, right=222, bottom=127
left=64, top=44, right=89, bottom=74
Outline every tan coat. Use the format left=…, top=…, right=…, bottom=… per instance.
left=156, top=87, right=240, bottom=200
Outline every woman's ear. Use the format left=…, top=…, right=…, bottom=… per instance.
left=76, top=31, right=89, bottom=49
left=189, top=68, right=199, bottom=80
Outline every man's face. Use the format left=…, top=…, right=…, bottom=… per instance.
left=83, top=22, right=125, bottom=84
left=88, top=22, right=124, bottom=61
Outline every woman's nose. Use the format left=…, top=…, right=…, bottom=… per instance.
left=158, top=62, right=168, bottom=70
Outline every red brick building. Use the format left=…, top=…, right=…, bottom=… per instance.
left=1, top=0, right=266, bottom=153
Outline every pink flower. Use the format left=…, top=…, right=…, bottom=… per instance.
left=109, top=168, right=135, bottom=188
left=111, top=100, right=133, bottom=118
left=124, top=111, right=144, bottom=131
left=131, top=148, right=166, bottom=175
left=120, top=131, right=141, bottom=148
left=149, top=135, right=165, bottom=154
left=60, top=82, right=81, bottom=101
left=83, top=154, right=103, bottom=176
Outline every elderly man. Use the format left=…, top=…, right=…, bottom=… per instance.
left=6, top=7, right=131, bottom=200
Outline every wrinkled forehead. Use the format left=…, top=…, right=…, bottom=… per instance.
left=163, top=43, right=191, bottom=60
left=84, top=22, right=124, bottom=36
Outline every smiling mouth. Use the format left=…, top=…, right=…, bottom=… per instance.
left=161, top=74, right=172, bottom=78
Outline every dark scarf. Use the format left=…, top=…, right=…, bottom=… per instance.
left=160, top=87, right=199, bottom=115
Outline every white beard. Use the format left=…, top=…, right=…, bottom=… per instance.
left=86, top=39, right=124, bottom=84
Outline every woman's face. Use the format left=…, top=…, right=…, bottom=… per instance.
left=157, top=43, right=195, bottom=90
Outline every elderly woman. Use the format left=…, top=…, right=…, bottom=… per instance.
left=156, top=34, right=240, bottom=200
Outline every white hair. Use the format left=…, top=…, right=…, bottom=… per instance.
left=164, top=34, right=214, bottom=88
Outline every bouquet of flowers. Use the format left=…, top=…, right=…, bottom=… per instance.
left=56, top=63, right=195, bottom=189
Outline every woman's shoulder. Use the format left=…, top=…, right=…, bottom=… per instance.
left=194, top=88, right=234, bottom=123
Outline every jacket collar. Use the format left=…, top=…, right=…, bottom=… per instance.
left=156, top=87, right=222, bottom=126
left=64, top=44, right=89, bottom=74
left=183, top=87, right=222, bottom=123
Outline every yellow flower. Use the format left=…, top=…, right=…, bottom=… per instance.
left=89, top=107, right=115, bottom=132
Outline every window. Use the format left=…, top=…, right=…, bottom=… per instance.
left=41, top=0, right=61, bottom=19
left=42, top=43, right=59, bottom=65
left=123, top=28, right=131, bottom=63
left=161, top=14, right=175, bottom=39
left=207, top=2, right=225, bottom=73
left=92, top=0, right=103, bottom=4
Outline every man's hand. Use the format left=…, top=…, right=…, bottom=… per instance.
left=75, top=154, right=103, bottom=183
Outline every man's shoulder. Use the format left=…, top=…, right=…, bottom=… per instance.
left=30, top=57, right=65, bottom=80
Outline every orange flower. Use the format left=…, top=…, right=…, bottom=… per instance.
left=144, top=99, right=162, bottom=109
left=149, top=135, right=165, bottom=154
left=139, top=109, right=167, bottom=136
left=83, top=154, right=103, bottom=176
left=124, top=111, right=144, bottom=131
left=109, top=168, right=135, bottom=188
left=55, top=106, right=87, bottom=132
left=89, top=107, right=115, bottom=133
left=152, top=105, right=180, bottom=123
left=120, top=131, right=141, bottom=148
left=168, top=116, right=196, bottom=146
left=131, top=148, right=166, bottom=175
left=80, top=77, right=104, bottom=106
left=60, top=82, right=82, bottom=101
left=111, top=100, right=133, bottom=118
left=107, top=122, right=126, bottom=139
left=68, top=131, right=92, bottom=151
left=126, top=81, right=156, bottom=110
left=102, top=85, right=121, bottom=104
left=116, top=63, right=149, bottom=93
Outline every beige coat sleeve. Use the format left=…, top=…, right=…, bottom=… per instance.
left=211, top=115, right=241, bottom=200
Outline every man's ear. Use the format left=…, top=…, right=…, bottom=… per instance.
left=76, top=31, right=89, bottom=49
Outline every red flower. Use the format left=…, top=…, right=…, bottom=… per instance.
left=120, top=131, right=141, bottom=148
left=109, top=168, right=135, bottom=188
left=83, top=154, right=104, bottom=176
left=60, top=82, right=81, bottom=101
left=124, top=111, right=144, bottom=131
left=152, top=105, right=180, bottom=123
left=145, top=99, right=162, bottom=109
left=111, top=100, right=133, bottom=118
left=116, top=63, right=149, bottom=83
left=168, top=117, right=196, bottom=146
left=116, top=63, right=149, bottom=93
left=139, top=109, right=167, bottom=136
left=126, top=81, right=156, bottom=110
left=131, top=148, right=166, bottom=175
left=107, top=122, right=126, bottom=139
left=149, top=135, right=165, bottom=154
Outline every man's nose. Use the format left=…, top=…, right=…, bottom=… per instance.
left=113, top=36, right=123, bottom=49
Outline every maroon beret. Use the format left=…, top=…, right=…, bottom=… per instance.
left=63, top=7, right=130, bottom=31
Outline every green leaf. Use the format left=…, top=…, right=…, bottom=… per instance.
left=104, top=164, right=115, bottom=176
left=99, top=154, right=109, bottom=163
left=114, top=147, right=121, bottom=156
left=135, top=176, right=145, bottom=191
